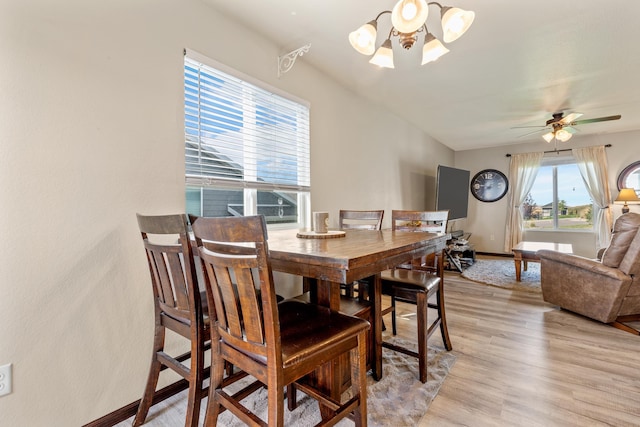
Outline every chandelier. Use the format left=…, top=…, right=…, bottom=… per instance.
left=348, top=0, right=475, bottom=68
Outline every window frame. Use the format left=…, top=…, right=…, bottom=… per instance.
left=184, top=49, right=311, bottom=229
left=526, top=154, right=595, bottom=232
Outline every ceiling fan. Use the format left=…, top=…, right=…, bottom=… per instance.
left=514, top=112, right=622, bottom=142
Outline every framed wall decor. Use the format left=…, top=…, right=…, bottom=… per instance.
left=470, top=169, right=509, bottom=202
left=617, top=160, right=640, bottom=195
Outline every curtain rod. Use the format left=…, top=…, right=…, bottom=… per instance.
left=505, top=144, right=612, bottom=157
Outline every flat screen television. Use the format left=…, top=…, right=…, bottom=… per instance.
left=435, top=165, right=470, bottom=221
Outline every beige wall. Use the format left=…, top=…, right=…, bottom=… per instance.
left=0, top=1, right=453, bottom=425
left=455, top=130, right=640, bottom=258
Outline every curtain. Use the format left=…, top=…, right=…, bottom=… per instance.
left=504, top=152, right=544, bottom=252
left=572, top=145, right=613, bottom=250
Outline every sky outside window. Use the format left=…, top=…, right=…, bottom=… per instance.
left=529, top=164, right=591, bottom=207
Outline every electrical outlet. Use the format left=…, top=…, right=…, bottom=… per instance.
left=490, top=234, right=495, bottom=241
left=0, top=363, right=12, bottom=397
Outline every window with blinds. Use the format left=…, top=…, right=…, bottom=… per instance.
left=184, top=51, right=310, bottom=227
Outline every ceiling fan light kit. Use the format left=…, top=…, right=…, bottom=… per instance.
left=349, top=0, right=475, bottom=69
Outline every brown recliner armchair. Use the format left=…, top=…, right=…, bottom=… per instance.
left=539, top=212, right=640, bottom=334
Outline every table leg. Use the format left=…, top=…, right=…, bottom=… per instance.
left=514, top=258, right=522, bottom=281
left=372, top=273, right=382, bottom=381
left=315, top=279, right=351, bottom=420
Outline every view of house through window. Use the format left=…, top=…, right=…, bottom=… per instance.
left=523, top=161, right=593, bottom=230
left=184, top=50, right=310, bottom=227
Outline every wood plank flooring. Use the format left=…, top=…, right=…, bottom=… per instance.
left=417, top=271, right=640, bottom=426
left=123, top=264, right=640, bottom=426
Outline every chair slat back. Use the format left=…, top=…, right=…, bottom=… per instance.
left=391, top=210, right=449, bottom=234
left=190, top=215, right=277, bottom=359
left=339, top=209, right=384, bottom=230
left=391, top=210, right=449, bottom=271
left=136, top=213, right=201, bottom=325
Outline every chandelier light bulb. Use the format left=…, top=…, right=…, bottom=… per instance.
left=369, top=39, right=395, bottom=69
left=441, top=7, right=475, bottom=43
left=391, top=0, right=429, bottom=33
left=542, top=132, right=554, bottom=143
left=402, top=2, right=417, bottom=20
left=348, top=21, right=378, bottom=55
left=555, top=129, right=572, bottom=142
left=421, top=33, right=449, bottom=65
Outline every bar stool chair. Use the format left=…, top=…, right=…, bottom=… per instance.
left=190, top=214, right=369, bottom=427
left=133, top=213, right=209, bottom=427
left=380, top=210, right=452, bottom=383
left=339, top=209, right=384, bottom=299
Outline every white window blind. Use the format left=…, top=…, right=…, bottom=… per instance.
left=184, top=53, right=310, bottom=192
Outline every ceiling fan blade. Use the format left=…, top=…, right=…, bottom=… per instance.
left=559, top=112, right=583, bottom=124
left=572, top=114, right=621, bottom=125
left=564, top=126, right=578, bottom=134
left=517, top=128, right=548, bottom=138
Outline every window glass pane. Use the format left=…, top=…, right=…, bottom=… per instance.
left=186, top=187, right=202, bottom=216
left=556, top=164, right=592, bottom=229
left=186, top=187, right=244, bottom=218
left=257, top=190, right=299, bottom=225
left=524, top=166, right=553, bottom=229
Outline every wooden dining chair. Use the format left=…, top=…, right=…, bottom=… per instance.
left=339, top=209, right=385, bottom=298
left=134, top=213, right=210, bottom=427
left=379, top=210, right=452, bottom=383
left=190, top=214, right=370, bottom=427
left=339, top=209, right=384, bottom=230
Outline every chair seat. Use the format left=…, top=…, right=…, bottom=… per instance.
left=291, top=292, right=370, bottom=317
left=223, top=300, right=369, bottom=371
left=277, top=301, right=370, bottom=368
left=380, top=269, right=440, bottom=293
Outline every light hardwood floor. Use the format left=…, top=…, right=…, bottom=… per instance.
left=126, top=267, right=640, bottom=426
left=417, top=271, right=640, bottom=426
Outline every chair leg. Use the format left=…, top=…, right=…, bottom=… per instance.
left=184, top=339, right=205, bottom=427
left=204, top=345, right=226, bottom=427
left=133, top=326, right=165, bottom=427
left=437, top=284, right=452, bottom=351
left=391, top=296, right=397, bottom=335
left=416, top=292, right=428, bottom=383
left=350, top=331, right=368, bottom=427
left=267, top=375, right=285, bottom=427
left=287, top=384, right=298, bottom=411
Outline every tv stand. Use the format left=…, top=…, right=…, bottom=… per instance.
left=444, top=232, right=475, bottom=272
left=450, top=230, right=464, bottom=239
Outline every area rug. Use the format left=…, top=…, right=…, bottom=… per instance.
left=215, top=339, right=455, bottom=426
left=132, top=338, right=454, bottom=426
left=461, top=259, right=541, bottom=292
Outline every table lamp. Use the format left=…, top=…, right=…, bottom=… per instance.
left=615, top=188, right=640, bottom=214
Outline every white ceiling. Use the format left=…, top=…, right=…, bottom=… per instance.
left=204, top=0, right=640, bottom=151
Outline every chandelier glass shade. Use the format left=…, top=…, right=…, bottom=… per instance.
left=349, top=1, right=475, bottom=69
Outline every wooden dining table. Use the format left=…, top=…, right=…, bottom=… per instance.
left=267, top=228, right=448, bottom=405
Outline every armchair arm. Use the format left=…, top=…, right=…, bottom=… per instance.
left=537, top=250, right=628, bottom=281
left=537, top=249, right=632, bottom=323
